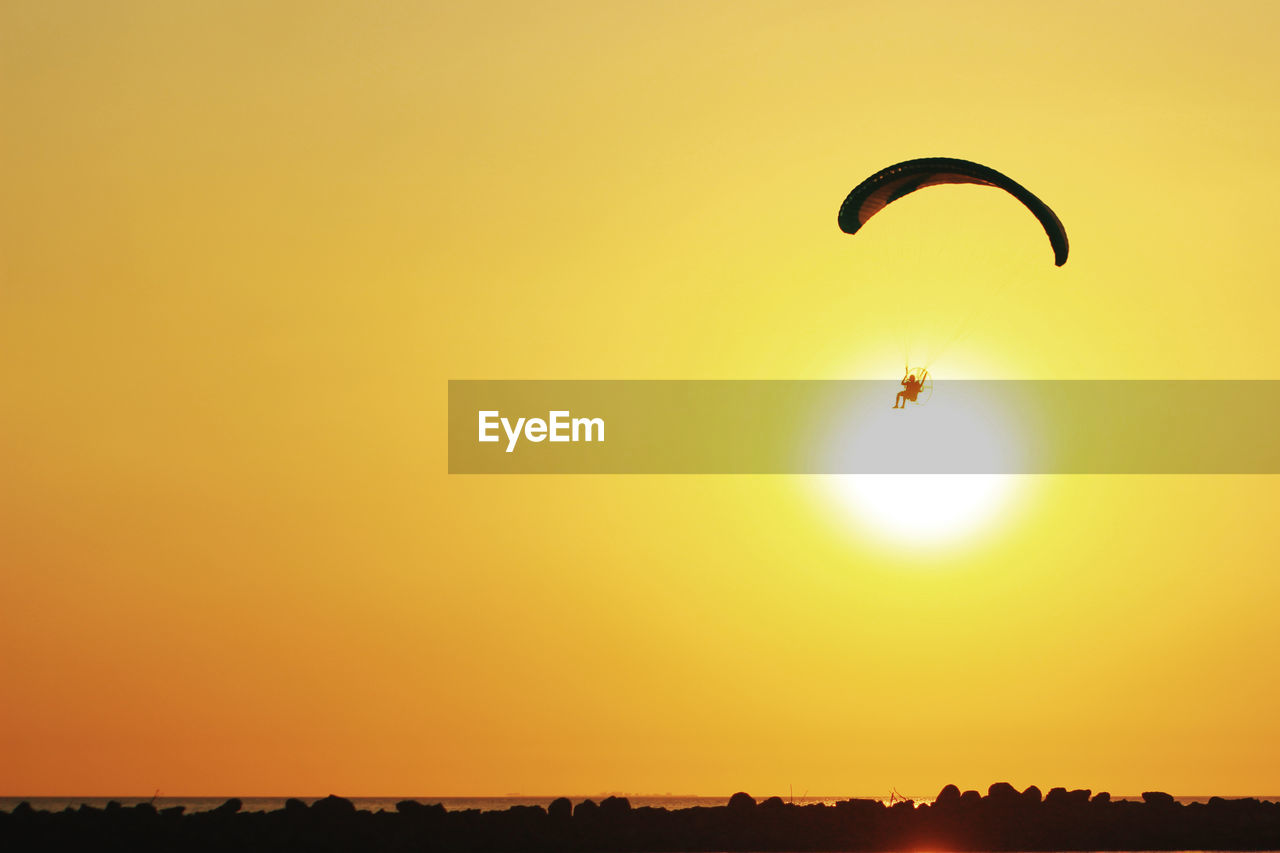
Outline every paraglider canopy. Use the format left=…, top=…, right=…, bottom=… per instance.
left=837, top=157, right=1069, bottom=266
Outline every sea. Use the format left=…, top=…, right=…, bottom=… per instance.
left=0, top=794, right=1254, bottom=814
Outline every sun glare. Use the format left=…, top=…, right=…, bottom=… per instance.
left=828, top=474, right=1019, bottom=547
left=813, top=375, right=1027, bottom=548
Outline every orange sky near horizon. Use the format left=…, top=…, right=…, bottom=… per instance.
left=3, top=0, right=1280, bottom=797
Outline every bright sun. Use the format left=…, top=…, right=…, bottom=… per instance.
left=815, top=377, right=1026, bottom=547
left=829, top=474, right=1019, bottom=547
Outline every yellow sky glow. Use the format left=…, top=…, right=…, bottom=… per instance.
left=3, top=0, right=1279, bottom=797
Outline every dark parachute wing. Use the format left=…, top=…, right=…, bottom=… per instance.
left=837, top=157, right=1069, bottom=266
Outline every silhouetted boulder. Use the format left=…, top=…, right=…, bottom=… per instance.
left=599, top=796, right=631, bottom=816
left=836, top=798, right=884, bottom=817
left=1021, top=785, right=1043, bottom=803
left=508, top=804, right=546, bottom=817
left=548, top=797, right=572, bottom=819
left=396, top=800, right=445, bottom=816
left=1045, top=786, right=1070, bottom=804
left=727, top=792, right=756, bottom=811
left=284, top=797, right=308, bottom=812
left=1044, top=786, right=1091, bottom=805
left=935, top=784, right=961, bottom=804
left=759, top=796, right=785, bottom=809
left=312, top=794, right=355, bottom=816
left=1092, top=791, right=1111, bottom=803
left=959, top=789, right=982, bottom=804
left=987, top=782, right=1020, bottom=802
left=212, top=798, right=242, bottom=814
left=573, top=799, right=598, bottom=819
left=1142, top=790, right=1176, bottom=806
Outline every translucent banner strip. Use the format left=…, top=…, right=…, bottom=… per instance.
left=448, top=381, right=1280, bottom=474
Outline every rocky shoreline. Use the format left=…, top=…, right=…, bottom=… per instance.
left=5, top=783, right=1280, bottom=851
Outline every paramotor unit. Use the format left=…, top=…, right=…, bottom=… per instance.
left=892, top=366, right=932, bottom=409
left=905, top=367, right=932, bottom=405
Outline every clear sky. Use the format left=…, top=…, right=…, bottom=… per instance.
left=3, top=0, right=1279, bottom=797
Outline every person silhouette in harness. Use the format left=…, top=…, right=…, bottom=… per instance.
left=894, top=369, right=924, bottom=409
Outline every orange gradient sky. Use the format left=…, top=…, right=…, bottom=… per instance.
left=3, top=1, right=1280, bottom=797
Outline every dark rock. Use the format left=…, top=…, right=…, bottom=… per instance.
left=212, top=798, right=242, bottom=814
left=548, top=797, right=572, bottom=819
left=935, top=784, right=961, bottom=804
left=573, top=799, right=598, bottom=818
left=311, top=794, right=355, bottom=816
left=1045, top=787, right=1070, bottom=805
left=987, top=782, right=1020, bottom=802
left=1142, top=790, right=1177, bottom=806
left=959, top=789, right=982, bottom=804
left=759, top=796, right=785, bottom=809
left=1021, top=785, right=1043, bottom=804
left=599, top=796, right=631, bottom=816
left=1092, top=791, right=1111, bottom=803
left=284, top=797, right=308, bottom=812
left=508, top=804, right=546, bottom=816
left=1043, top=787, right=1091, bottom=806
left=727, top=792, right=756, bottom=811
left=396, top=799, right=445, bottom=816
